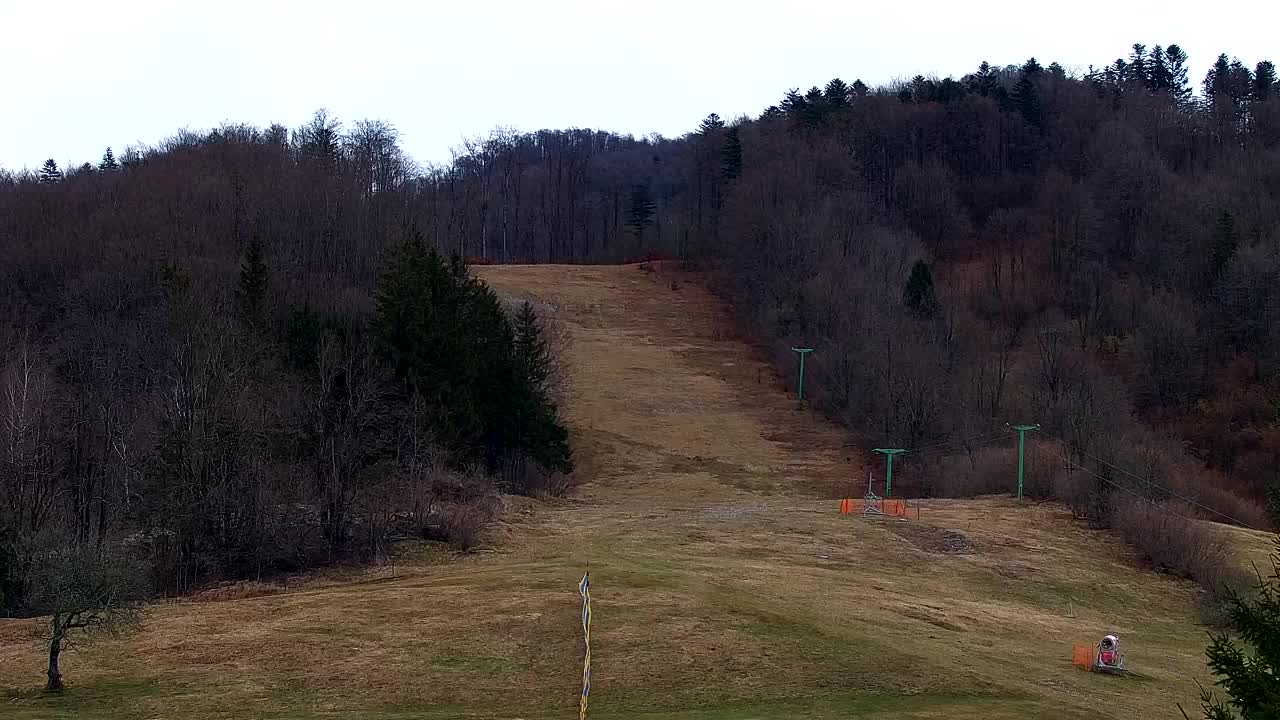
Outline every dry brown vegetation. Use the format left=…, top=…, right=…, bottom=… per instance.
left=0, top=265, right=1270, bottom=719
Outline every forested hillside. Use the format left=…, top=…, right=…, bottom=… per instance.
left=0, top=126, right=575, bottom=614
left=3, top=42, right=1280, bottom=615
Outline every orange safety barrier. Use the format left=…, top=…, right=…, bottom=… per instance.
left=1072, top=643, right=1096, bottom=671
left=840, top=498, right=914, bottom=517
left=840, top=499, right=872, bottom=514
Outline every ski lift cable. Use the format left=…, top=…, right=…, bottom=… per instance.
left=1035, top=442, right=1202, bottom=524
left=908, top=430, right=1012, bottom=458
left=1029, top=427, right=1259, bottom=530
left=906, top=428, right=1009, bottom=456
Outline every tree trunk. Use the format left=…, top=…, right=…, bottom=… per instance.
left=46, top=637, right=63, bottom=691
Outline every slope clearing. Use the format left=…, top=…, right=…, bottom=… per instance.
left=1, top=263, right=1269, bottom=719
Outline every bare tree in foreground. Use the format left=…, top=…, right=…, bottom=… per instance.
left=29, top=547, right=146, bottom=691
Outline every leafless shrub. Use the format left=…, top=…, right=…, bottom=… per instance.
left=1110, top=496, right=1254, bottom=623
left=190, top=581, right=283, bottom=603
left=521, top=467, right=580, bottom=498
left=929, top=443, right=1061, bottom=498
left=444, top=504, right=487, bottom=551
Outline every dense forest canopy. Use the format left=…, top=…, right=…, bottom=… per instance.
left=4, top=42, right=1280, bottom=613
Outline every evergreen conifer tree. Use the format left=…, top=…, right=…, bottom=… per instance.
left=295, top=109, right=342, bottom=172
left=850, top=79, right=869, bottom=99
left=1166, top=45, right=1193, bottom=106
left=801, top=86, right=827, bottom=127
left=98, top=147, right=119, bottom=171
left=1012, top=73, right=1043, bottom=127
left=235, top=236, right=270, bottom=325
left=823, top=78, right=850, bottom=108
left=1211, top=210, right=1240, bottom=283
left=1228, top=59, right=1255, bottom=112
left=721, top=126, right=742, bottom=181
left=1255, top=61, right=1278, bottom=101
left=779, top=89, right=807, bottom=116
left=1193, top=541, right=1280, bottom=719
left=627, top=185, right=656, bottom=241
left=1148, top=45, right=1171, bottom=91
left=698, top=113, right=725, bottom=135
left=511, top=302, right=572, bottom=474
left=1127, top=43, right=1149, bottom=85
left=903, top=260, right=939, bottom=318
left=970, top=61, right=999, bottom=97
left=1205, top=54, right=1233, bottom=100
left=38, top=159, right=62, bottom=183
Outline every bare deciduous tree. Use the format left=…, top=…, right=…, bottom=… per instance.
left=29, top=546, right=145, bottom=691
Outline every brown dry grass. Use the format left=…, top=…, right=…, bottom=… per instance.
left=0, top=263, right=1270, bottom=719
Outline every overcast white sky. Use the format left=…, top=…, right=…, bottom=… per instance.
left=1, top=1, right=1275, bottom=172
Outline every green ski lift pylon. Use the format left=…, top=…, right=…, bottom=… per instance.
left=872, top=448, right=906, bottom=498
left=791, top=347, right=813, bottom=400
left=1011, top=424, right=1040, bottom=500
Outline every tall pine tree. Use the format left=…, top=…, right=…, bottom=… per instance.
left=627, top=184, right=656, bottom=242
left=1012, top=72, right=1043, bottom=128
left=511, top=302, right=572, bottom=475
left=1205, top=54, right=1233, bottom=98
left=823, top=78, right=850, bottom=109
left=98, top=147, right=119, bottom=171
left=1211, top=210, right=1240, bottom=284
left=1166, top=45, right=1193, bottom=107
left=698, top=113, right=725, bottom=135
left=721, top=126, right=742, bottom=181
left=903, top=260, right=939, bottom=318
left=235, top=236, right=270, bottom=325
left=38, top=159, right=62, bottom=183
left=1147, top=45, right=1170, bottom=91
left=779, top=88, right=807, bottom=116
left=1193, top=541, right=1280, bottom=719
left=801, top=86, right=828, bottom=127
left=1255, top=61, right=1278, bottom=101
left=1127, top=43, right=1149, bottom=85
left=970, top=61, right=999, bottom=96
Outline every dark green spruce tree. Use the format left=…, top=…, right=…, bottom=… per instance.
left=970, top=61, right=999, bottom=97
left=1211, top=210, right=1240, bottom=284
left=698, top=113, right=725, bottom=135
left=721, top=126, right=743, bottom=181
left=98, top=147, right=119, bottom=171
left=511, top=302, right=572, bottom=475
left=1255, top=61, right=1278, bottom=101
left=1190, top=540, right=1280, bottom=719
left=372, top=231, right=570, bottom=479
left=801, top=86, right=828, bottom=127
left=903, top=260, right=939, bottom=318
left=779, top=88, right=807, bottom=116
left=1127, top=43, right=1149, bottom=85
left=1148, top=45, right=1171, bottom=91
left=1166, top=45, right=1193, bottom=107
left=235, top=235, right=270, bottom=325
left=823, top=78, right=850, bottom=109
left=374, top=232, right=481, bottom=449
left=38, top=159, right=62, bottom=183
left=1012, top=70, right=1043, bottom=128
left=627, top=184, right=656, bottom=242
